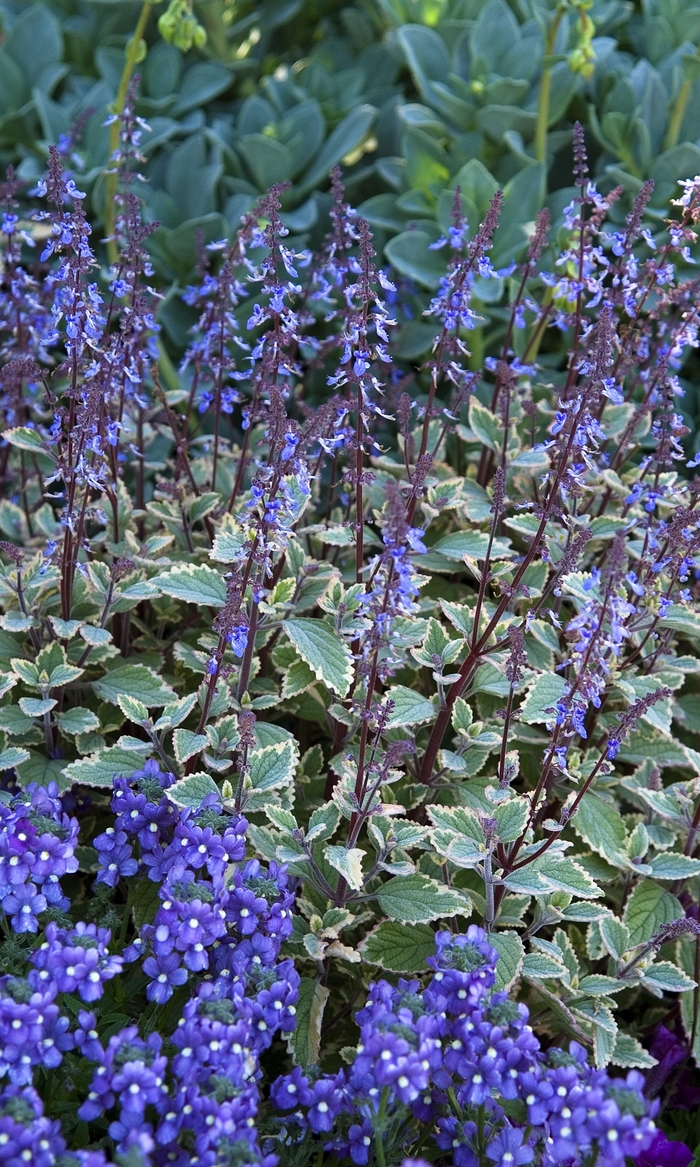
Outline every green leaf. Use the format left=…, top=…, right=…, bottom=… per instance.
left=494, top=798, right=529, bottom=842
left=287, top=978, right=329, bottom=1067
left=560, top=902, right=612, bottom=923
left=131, top=880, right=162, bottom=930
left=117, top=695, right=149, bottom=723
left=152, top=563, right=226, bottom=607
left=643, top=960, right=696, bottom=993
left=17, top=751, right=68, bottom=790
left=48, top=663, right=84, bottom=688
left=283, top=619, right=352, bottom=697
left=247, top=739, right=297, bottom=793
left=281, top=658, right=317, bottom=699
left=2, top=427, right=51, bottom=455
left=503, top=867, right=556, bottom=895
left=468, top=397, right=502, bottom=453
left=156, top=694, right=199, bottom=730
left=519, top=673, right=567, bottom=724
left=678, top=935, right=700, bottom=1065
left=0, top=746, right=30, bottom=770
left=92, top=665, right=177, bottom=708
left=324, top=846, right=366, bottom=891
left=433, top=530, right=514, bottom=561
left=611, top=1032, right=657, bottom=1069
left=522, top=952, right=567, bottom=980
left=172, top=729, right=209, bottom=765
left=647, top=853, right=700, bottom=880
left=623, top=880, right=683, bottom=947
left=599, top=916, right=631, bottom=961
left=572, top=793, right=629, bottom=868
left=658, top=604, right=700, bottom=637
left=79, top=625, right=112, bottom=648
left=593, top=1019, right=618, bottom=1069
left=359, top=921, right=436, bottom=973
left=18, top=697, right=55, bottom=717
left=536, top=856, right=604, bottom=900
left=0, top=705, right=33, bottom=735
left=62, top=747, right=146, bottom=787
left=375, top=874, right=471, bottom=923
left=210, top=528, right=245, bottom=563
left=306, top=802, right=341, bottom=843
left=56, top=707, right=100, bottom=736
left=301, top=104, right=376, bottom=193
left=491, top=931, right=525, bottom=991
left=11, top=658, right=39, bottom=687
left=384, top=685, right=437, bottom=728
left=385, top=230, right=446, bottom=288
left=168, top=772, right=221, bottom=808
left=577, top=974, right=627, bottom=996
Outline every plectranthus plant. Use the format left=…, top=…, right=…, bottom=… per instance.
left=0, top=91, right=699, bottom=1163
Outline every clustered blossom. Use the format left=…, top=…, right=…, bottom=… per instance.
left=67, top=764, right=295, bottom=1163
left=269, top=928, right=658, bottom=1167
left=0, top=782, right=79, bottom=933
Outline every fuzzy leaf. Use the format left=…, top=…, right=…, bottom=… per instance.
left=642, top=960, right=696, bottom=993
left=283, top=618, right=352, bottom=697
left=287, top=978, right=329, bottom=1067
left=152, top=563, right=227, bottom=607
left=522, top=952, right=567, bottom=980
left=168, top=772, right=220, bottom=808
left=117, top=695, right=149, bottom=723
left=62, top=747, right=146, bottom=787
left=56, top=707, right=100, bottom=736
left=172, top=729, right=209, bottom=765
left=131, top=880, right=162, bottom=931
left=325, top=846, right=366, bottom=891
left=0, top=746, right=30, bottom=769
left=2, top=427, right=50, bottom=454
left=623, top=880, right=683, bottom=947
left=92, top=665, right=177, bottom=708
left=519, top=673, right=567, bottom=724
left=647, top=853, right=700, bottom=880
left=490, top=931, right=525, bottom=991
left=384, top=685, right=437, bottom=727
left=536, top=856, right=604, bottom=899
left=599, top=916, right=631, bottom=961
left=494, top=797, right=529, bottom=842
left=18, top=697, right=55, bottom=717
left=375, top=874, right=471, bottom=923
left=572, top=793, right=629, bottom=868
left=577, top=975, right=627, bottom=996
left=610, top=1032, right=657, bottom=1069
left=359, top=921, right=436, bottom=972
left=248, top=739, right=297, bottom=792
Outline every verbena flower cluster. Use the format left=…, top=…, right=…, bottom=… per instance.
left=270, top=927, right=658, bottom=1167
left=0, top=771, right=298, bottom=1166
left=0, top=771, right=662, bottom=1166
left=1, top=95, right=700, bottom=1165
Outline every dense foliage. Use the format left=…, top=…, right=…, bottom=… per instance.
left=2, top=0, right=700, bottom=443
left=1, top=0, right=700, bottom=1164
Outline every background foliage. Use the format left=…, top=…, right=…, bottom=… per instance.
left=1, top=1, right=700, bottom=1164
left=2, top=0, right=700, bottom=445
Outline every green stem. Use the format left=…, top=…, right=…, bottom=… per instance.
left=104, top=0, right=153, bottom=265
left=374, top=1088, right=388, bottom=1167
left=118, top=877, right=139, bottom=948
left=665, top=74, right=693, bottom=152
left=477, top=1103, right=486, bottom=1166
left=534, top=8, right=565, bottom=165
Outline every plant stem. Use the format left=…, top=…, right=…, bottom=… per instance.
left=534, top=8, right=565, bottom=165
left=104, top=1, right=153, bottom=265
left=374, top=1088, right=388, bottom=1167
left=665, top=69, right=694, bottom=152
